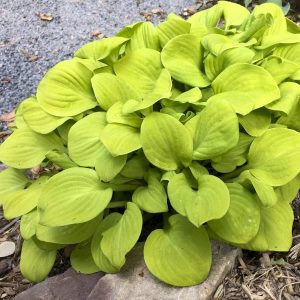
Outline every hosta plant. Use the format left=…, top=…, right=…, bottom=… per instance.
left=1, top=0, right=300, bottom=287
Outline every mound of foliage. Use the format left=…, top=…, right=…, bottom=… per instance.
left=1, top=1, right=300, bottom=287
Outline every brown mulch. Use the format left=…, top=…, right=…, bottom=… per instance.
left=0, top=211, right=32, bottom=299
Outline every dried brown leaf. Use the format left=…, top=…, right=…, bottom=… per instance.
left=36, top=13, right=53, bottom=21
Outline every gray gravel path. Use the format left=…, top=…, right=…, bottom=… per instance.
left=0, top=0, right=196, bottom=122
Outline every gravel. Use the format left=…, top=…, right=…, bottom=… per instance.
left=0, top=0, right=196, bottom=123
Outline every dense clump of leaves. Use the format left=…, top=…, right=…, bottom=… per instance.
left=1, top=1, right=300, bottom=287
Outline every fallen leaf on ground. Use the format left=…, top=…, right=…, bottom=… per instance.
left=91, top=30, right=105, bottom=39
left=0, top=110, right=14, bottom=123
left=36, top=13, right=53, bottom=21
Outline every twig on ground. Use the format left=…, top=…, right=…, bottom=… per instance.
left=0, top=218, right=19, bottom=235
left=279, top=281, right=300, bottom=300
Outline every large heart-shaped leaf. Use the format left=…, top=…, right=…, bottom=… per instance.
left=275, top=175, right=300, bottom=203
left=21, top=97, right=72, bottom=134
left=240, top=200, right=293, bottom=251
left=91, top=213, right=121, bottom=273
left=238, top=108, right=271, bottom=137
left=121, top=22, right=160, bottom=53
left=236, top=170, right=278, bottom=207
left=157, top=15, right=190, bottom=47
left=185, top=100, right=239, bottom=160
left=100, top=124, right=141, bottom=156
left=91, top=73, right=138, bottom=111
left=74, top=37, right=128, bottom=64
left=144, top=214, right=211, bottom=287
left=204, top=47, right=255, bottom=81
left=168, top=173, right=229, bottom=227
left=71, top=241, right=100, bottom=274
left=20, top=238, right=56, bottom=282
left=3, top=176, right=48, bottom=219
left=95, top=148, right=127, bottom=182
left=68, top=112, right=107, bottom=167
left=114, top=49, right=162, bottom=96
left=161, top=34, right=210, bottom=87
left=210, top=63, right=280, bottom=115
left=101, top=202, right=142, bottom=269
left=38, top=168, right=112, bottom=226
left=247, top=128, right=300, bottom=186
left=211, top=133, right=254, bottom=173
left=132, top=169, right=168, bottom=213
left=0, top=168, right=28, bottom=204
left=20, top=210, right=38, bottom=240
left=36, top=216, right=101, bottom=244
left=37, top=59, right=97, bottom=116
left=267, top=82, right=300, bottom=114
left=141, top=112, right=193, bottom=171
left=0, top=128, right=64, bottom=169
left=208, top=183, right=261, bottom=243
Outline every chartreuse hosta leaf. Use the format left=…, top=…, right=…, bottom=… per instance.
left=168, top=173, right=229, bottom=227
left=100, top=124, right=141, bottom=156
left=141, top=112, right=193, bottom=171
left=185, top=99, right=239, bottom=160
left=0, top=127, right=64, bottom=169
left=261, top=56, right=299, bottom=84
left=275, top=175, right=300, bottom=203
left=20, top=209, right=38, bottom=240
left=241, top=200, right=293, bottom=251
left=95, top=147, right=127, bottom=182
left=236, top=171, right=278, bottom=207
left=37, top=59, right=97, bottom=117
left=71, top=240, right=100, bottom=274
left=122, top=68, right=172, bottom=114
left=36, top=215, right=101, bottom=244
left=120, top=22, right=160, bottom=53
left=45, top=150, right=77, bottom=169
left=74, top=36, right=128, bottom=64
left=91, top=73, right=138, bottom=111
left=175, top=88, right=202, bottom=104
left=106, top=102, right=142, bottom=128
left=120, top=153, right=149, bottom=179
left=189, top=161, right=209, bottom=180
left=157, top=15, right=190, bottom=47
left=91, top=213, right=121, bottom=273
left=114, top=48, right=162, bottom=96
left=267, top=82, right=300, bottom=115
left=21, top=97, right=72, bottom=134
left=210, top=63, right=280, bottom=115
left=2, top=176, right=48, bottom=219
left=20, top=238, right=57, bottom=282
left=238, top=108, right=271, bottom=137
left=204, top=47, right=255, bottom=81
left=247, top=128, right=300, bottom=186
left=101, top=202, right=142, bottom=269
left=38, top=168, right=112, bottom=226
left=201, top=34, right=256, bottom=56
left=211, top=133, right=254, bottom=173
left=0, top=168, right=28, bottom=204
left=162, top=34, right=210, bottom=87
left=144, top=214, right=211, bottom=287
left=68, top=112, right=107, bottom=167
left=133, top=169, right=168, bottom=213
left=208, top=183, right=260, bottom=244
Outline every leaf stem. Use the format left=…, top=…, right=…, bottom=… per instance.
left=107, top=201, right=127, bottom=209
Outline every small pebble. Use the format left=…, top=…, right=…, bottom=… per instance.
left=0, top=241, right=16, bottom=258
